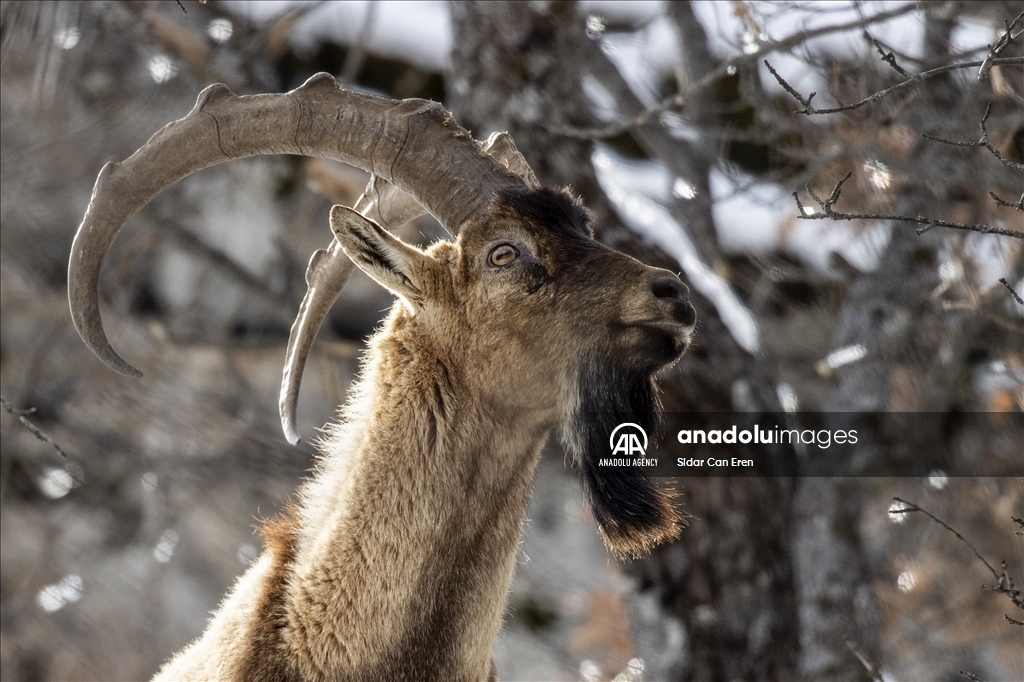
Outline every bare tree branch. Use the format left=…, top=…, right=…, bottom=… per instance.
left=989, top=191, right=1024, bottom=211
left=999, top=278, right=1024, bottom=306
left=979, top=10, right=1024, bottom=81
left=922, top=103, right=1024, bottom=171
left=890, top=498, right=1024, bottom=621
left=340, top=0, right=379, bottom=84
left=156, top=218, right=295, bottom=321
left=764, top=56, right=1024, bottom=116
left=865, top=32, right=910, bottom=77
left=860, top=29, right=932, bottom=67
left=890, top=497, right=998, bottom=578
left=0, top=396, right=72, bottom=463
left=792, top=173, right=1024, bottom=239
left=959, top=672, right=986, bottom=682
left=550, top=1, right=922, bottom=139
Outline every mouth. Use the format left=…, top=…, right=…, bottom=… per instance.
left=626, top=320, right=694, bottom=369
left=622, top=296, right=696, bottom=347
left=639, top=320, right=693, bottom=340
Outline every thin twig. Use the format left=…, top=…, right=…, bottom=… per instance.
left=860, top=31, right=932, bottom=68
left=989, top=191, right=1024, bottom=211
left=999, top=278, right=1024, bottom=306
left=890, top=498, right=1024, bottom=618
left=979, top=10, right=1024, bottom=81
left=1, top=397, right=70, bottom=461
left=340, top=0, right=378, bottom=84
left=155, top=219, right=295, bottom=320
left=175, top=0, right=187, bottom=13
left=922, top=104, right=1024, bottom=171
left=990, top=559, right=1024, bottom=619
left=763, top=60, right=815, bottom=111
left=765, top=56, right=1024, bottom=116
left=792, top=174, right=1024, bottom=239
left=959, top=672, right=986, bottom=682
left=890, top=497, right=1000, bottom=580
left=866, top=32, right=909, bottom=77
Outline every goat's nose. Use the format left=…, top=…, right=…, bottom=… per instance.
left=651, top=275, right=689, bottom=303
left=650, top=274, right=696, bottom=327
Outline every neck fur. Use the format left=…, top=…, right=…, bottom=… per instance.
left=273, top=322, right=552, bottom=679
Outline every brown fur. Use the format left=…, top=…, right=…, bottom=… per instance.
left=152, top=188, right=695, bottom=680
left=239, top=507, right=302, bottom=681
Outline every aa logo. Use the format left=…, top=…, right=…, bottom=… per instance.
left=609, top=423, right=648, bottom=456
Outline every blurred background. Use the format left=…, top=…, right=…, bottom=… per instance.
left=1, top=1, right=1021, bottom=680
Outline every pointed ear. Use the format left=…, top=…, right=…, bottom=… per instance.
left=329, top=204, right=432, bottom=307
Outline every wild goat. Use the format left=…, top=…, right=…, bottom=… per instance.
left=68, top=73, right=696, bottom=680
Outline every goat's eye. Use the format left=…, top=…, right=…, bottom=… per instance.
left=488, top=243, right=519, bottom=267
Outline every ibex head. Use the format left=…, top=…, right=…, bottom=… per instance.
left=69, top=74, right=695, bottom=559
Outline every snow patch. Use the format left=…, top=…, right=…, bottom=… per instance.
left=222, top=1, right=451, bottom=73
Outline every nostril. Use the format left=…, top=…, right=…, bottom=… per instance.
left=651, top=275, right=689, bottom=302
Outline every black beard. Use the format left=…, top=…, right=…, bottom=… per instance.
left=560, top=361, right=680, bottom=559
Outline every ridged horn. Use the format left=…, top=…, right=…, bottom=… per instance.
left=68, top=73, right=526, bottom=378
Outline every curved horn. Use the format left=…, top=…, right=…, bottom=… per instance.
left=280, top=176, right=425, bottom=444
left=478, top=131, right=540, bottom=190
left=68, top=72, right=526, bottom=377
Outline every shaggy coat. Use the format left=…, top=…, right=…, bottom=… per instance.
left=153, top=189, right=695, bottom=680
